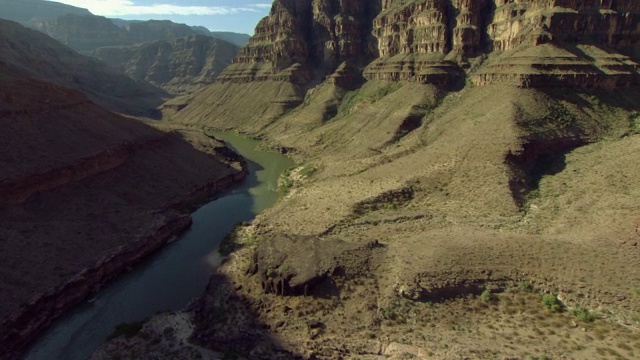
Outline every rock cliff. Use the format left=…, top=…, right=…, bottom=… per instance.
left=93, top=35, right=239, bottom=95
left=186, top=0, right=640, bottom=91
left=170, top=0, right=640, bottom=131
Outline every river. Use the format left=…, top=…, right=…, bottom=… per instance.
left=22, top=131, right=294, bottom=360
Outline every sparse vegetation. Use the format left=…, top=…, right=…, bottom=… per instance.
left=353, top=186, right=414, bottom=215
left=519, top=280, right=535, bottom=292
left=219, top=222, right=259, bottom=256
left=542, top=294, right=563, bottom=313
left=338, top=82, right=404, bottom=115
left=573, top=307, right=596, bottom=322
left=519, top=103, right=577, bottom=132
left=630, top=113, right=640, bottom=134
left=278, top=167, right=295, bottom=195
left=278, top=164, right=316, bottom=196
left=480, top=289, right=493, bottom=302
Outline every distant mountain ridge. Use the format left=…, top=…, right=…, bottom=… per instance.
left=93, top=34, right=239, bottom=95
left=0, top=0, right=90, bottom=24
left=0, top=0, right=247, bottom=96
left=0, top=0, right=250, bottom=52
left=112, top=19, right=251, bottom=47
left=0, top=19, right=166, bottom=116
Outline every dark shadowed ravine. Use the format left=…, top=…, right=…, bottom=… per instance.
left=22, top=132, right=294, bottom=360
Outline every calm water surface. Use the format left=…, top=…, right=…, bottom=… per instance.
left=22, top=132, right=294, bottom=360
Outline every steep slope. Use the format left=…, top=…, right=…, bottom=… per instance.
left=0, top=0, right=90, bottom=24
left=131, top=0, right=640, bottom=359
left=170, top=0, right=640, bottom=129
left=32, top=13, right=129, bottom=52
left=93, top=35, right=239, bottom=95
left=0, top=19, right=166, bottom=117
left=0, top=62, right=246, bottom=359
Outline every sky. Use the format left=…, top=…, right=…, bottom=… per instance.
left=47, top=0, right=272, bottom=34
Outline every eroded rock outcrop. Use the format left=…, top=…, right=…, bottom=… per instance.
left=219, top=0, right=380, bottom=86
left=247, top=235, right=385, bottom=296
left=171, top=0, right=640, bottom=133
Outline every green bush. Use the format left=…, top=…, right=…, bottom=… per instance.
left=573, top=307, right=596, bottom=322
left=542, top=294, right=563, bottom=312
left=480, top=289, right=493, bottom=302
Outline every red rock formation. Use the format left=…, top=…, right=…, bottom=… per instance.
left=214, top=0, right=640, bottom=89
left=173, top=0, right=640, bottom=131
left=218, top=0, right=379, bottom=86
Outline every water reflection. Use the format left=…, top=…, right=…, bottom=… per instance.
left=22, top=132, right=294, bottom=360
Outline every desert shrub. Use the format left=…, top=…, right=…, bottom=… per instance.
left=480, top=289, right=493, bottom=302
left=278, top=168, right=295, bottom=196
left=573, top=307, right=596, bottom=322
left=298, top=164, right=317, bottom=178
left=519, top=280, right=535, bottom=292
left=542, top=294, right=563, bottom=313
left=631, top=114, right=640, bottom=134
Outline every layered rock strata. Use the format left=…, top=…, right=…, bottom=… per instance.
left=93, top=35, right=239, bottom=95
left=193, top=0, right=640, bottom=95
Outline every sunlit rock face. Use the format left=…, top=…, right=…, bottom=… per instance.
left=213, top=0, right=640, bottom=89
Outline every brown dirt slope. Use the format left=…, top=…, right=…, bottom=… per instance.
left=160, top=82, right=640, bottom=360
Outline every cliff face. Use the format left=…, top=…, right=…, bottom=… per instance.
left=93, top=35, right=239, bottom=95
left=220, top=0, right=380, bottom=84
left=204, top=0, right=640, bottom=90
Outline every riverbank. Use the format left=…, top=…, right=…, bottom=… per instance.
left=0, top=128, right=248, bottom=360
left=22, top=130, right=294, bottom=360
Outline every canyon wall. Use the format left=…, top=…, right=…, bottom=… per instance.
left=198, top=0, right=640, bottom=92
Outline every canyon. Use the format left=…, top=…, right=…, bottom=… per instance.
left=2, top=0, right=640, bottom=359
left=0, top=19, right=247, bottom=359
left=149, top=0, right=640, bottom=359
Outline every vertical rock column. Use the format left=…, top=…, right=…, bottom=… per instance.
left=451, top=0, right=489, bottom=57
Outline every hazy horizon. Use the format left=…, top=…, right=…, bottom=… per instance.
left=47, top=0, right=272, bottom=34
